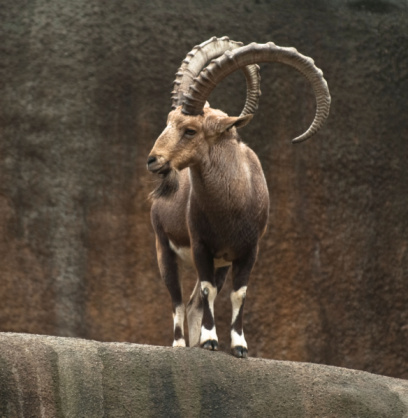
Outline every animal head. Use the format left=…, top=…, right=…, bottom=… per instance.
left=147, top=36, right=331, bottom=190
left=147, top=107, right=252, bottom=174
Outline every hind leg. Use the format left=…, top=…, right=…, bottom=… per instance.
left=230, top=247, right=257, bottom=358
left=187, top=266, right=229, bottom=348
left=155, top=232, right=185, bottom=347
left=186, top=279, right=202, bottom=347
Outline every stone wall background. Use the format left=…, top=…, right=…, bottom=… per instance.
left=0, top=0, right=407, bottom=378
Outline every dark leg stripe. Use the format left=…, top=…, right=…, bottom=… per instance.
left=174, top=325, right=183, bottom=341
left=231, top=299, right=245, bottom=335
left=201, top=291, right=214, bottom=330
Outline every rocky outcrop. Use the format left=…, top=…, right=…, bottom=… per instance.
left=0, top=333, right=407, bottom=417
left=0, top=0, right=407, bottom=378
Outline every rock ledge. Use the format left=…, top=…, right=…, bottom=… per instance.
left=0, top=333, right=407, bottom=417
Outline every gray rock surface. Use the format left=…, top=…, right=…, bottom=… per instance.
left=0, top=333, right=407, bottom=417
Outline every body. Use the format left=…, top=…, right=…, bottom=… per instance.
left=152, top=134, right=269, bottom=266
left=146, top=37, right=330, bottom=358
left=149, top=107, right=269, bottom=356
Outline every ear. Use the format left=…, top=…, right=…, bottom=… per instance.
left=226, top=114, right=253, bottom=130
left=206, top=114, right=254, bottom=136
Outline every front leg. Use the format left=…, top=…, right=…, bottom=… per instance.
left=230, top=286, right=248, bottom=357
left=192, top=240, right=219, bottom=350
left=200, top=280, right=218, bottom=350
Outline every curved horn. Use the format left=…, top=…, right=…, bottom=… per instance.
left=171, top=36, right=261, bottom=117
left=182, top=42, right=331, bottom=143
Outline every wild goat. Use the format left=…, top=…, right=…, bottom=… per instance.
left=147, top=37, right=330, bottom=357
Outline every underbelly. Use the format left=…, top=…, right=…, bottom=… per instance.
left=169, top=240, right=232, bottom=268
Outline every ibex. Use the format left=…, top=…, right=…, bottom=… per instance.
left=147, top=37, right=330, bottom=357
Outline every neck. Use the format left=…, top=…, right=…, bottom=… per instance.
left=188, top=139, right=252, bottom=209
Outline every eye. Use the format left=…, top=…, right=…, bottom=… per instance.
left=184, top=128, right=197, bottom=138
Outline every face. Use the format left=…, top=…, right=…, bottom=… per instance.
left=146, top=108, right=208, bottom=174
left=146, top=106, right=249, bottom=174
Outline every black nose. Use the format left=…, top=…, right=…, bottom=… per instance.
left=147, top=156, right=157, bottom=168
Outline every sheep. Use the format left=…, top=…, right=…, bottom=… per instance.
left=147, top=37, right=330, bottom=357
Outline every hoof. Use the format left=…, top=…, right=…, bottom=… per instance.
left=231, top=346, right=248, bottom=358
left=172, top=338, right=186, bottom=348
left=201, top=339, right=219, bottom=351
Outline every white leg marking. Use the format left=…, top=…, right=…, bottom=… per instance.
left=230, top=286, right=247, bottom=324
left=231, top=329, right=247, bottom=349
left=200, top=281, right=218, bottom=345
left=201, top=281, right=217, bottom=316
left=173, top=305, right=185, bottom=330
left=172, top=305, right=186, bottom=347
left=200, top=325, right=218, bottom=344
left=230, top=286, right=248, bottom=349
left=173, top=338, right=186, bottom=348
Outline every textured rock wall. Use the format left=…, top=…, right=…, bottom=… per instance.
left=0, top=1, right=407, bottom=377
left=0, top=333, right=407, bottom=417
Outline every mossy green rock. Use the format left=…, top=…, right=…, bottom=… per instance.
left=0, top=333, right=407, bottom=417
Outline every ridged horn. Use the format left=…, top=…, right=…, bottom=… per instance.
left=182, top=42, right=331, bottom=143
left=171, top=36, right=261, bottom=117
